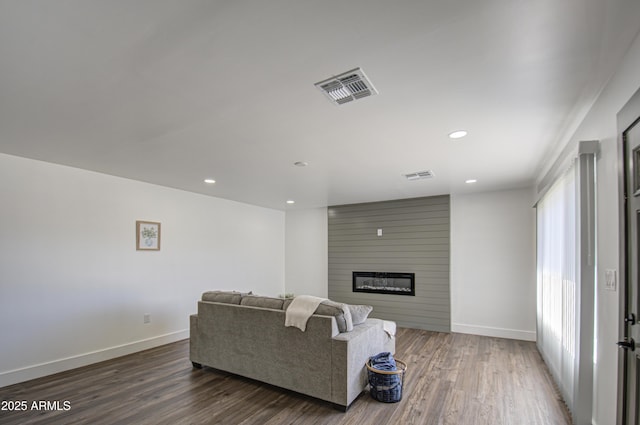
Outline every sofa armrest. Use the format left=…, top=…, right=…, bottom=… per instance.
left=330, top=318, right=395, bottom=408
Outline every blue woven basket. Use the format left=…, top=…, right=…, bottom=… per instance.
left=366, top=359, right=407, bottom=403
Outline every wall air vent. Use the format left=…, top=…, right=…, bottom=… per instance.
left=314, top=67, right=378, bottom=105
left=404, top=170, right=434, bottom=181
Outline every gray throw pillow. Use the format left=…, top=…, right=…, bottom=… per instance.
left=349, top=304, right=373, bottom=325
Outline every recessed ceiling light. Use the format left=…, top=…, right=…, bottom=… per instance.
left=286, top=200, right=295, bottom=204
left=449, top=130, right=468, bottom=139
left=465, top=179, right=477, bottom=184
left=204, top=179, right=216, bottom=184
left=294, top=161, right=308, bottom=167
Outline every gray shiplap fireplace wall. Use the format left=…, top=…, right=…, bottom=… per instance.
left=328, top=195, right=450, bottom=332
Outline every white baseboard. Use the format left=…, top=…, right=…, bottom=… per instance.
left=452, top=323, right=536, bottom=342
left=0, top=329, right=189, bottom=388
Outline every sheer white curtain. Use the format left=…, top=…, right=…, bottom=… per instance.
left=536, top=145, right=596, bottom=424
left=536, top=164, right=577, bottom=406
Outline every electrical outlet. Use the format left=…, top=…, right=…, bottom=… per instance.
left=143, top=313, right=151, bottom=324
left=604, top=269, right=617, bottom=291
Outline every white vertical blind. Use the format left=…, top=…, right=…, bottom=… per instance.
left=536, top=163, right=578, bottom=411
left=536, top=146, right=596, bottom=424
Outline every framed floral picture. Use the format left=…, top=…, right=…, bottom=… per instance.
left=136, top=221, right=161, bottom=251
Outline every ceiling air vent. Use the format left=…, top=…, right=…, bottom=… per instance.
left=404, top=170, right=434, bottom=181
left=315, top=67, right=378, bottom=105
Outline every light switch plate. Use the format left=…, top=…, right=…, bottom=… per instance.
left=605, top=269, right=617, bottom=291
left=377, top=228, right=383, bottom=237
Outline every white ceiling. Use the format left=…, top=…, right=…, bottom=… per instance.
left=1, top=0, right=639, bottom=210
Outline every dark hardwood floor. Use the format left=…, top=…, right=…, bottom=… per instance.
left=0, top=328, right=571, bottom=424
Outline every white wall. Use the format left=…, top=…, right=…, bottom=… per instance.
left=0, top=153, right=285, bottom=387
left=538, top=30, right=640, bottom=425
left=282, top=190, right=537, bottom=341
left=450, top=188, right=537, bottom=341
left=284, top=208, right=328, bottom=298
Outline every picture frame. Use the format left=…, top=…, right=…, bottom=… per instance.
left=136, top=221, right=161, bottom=251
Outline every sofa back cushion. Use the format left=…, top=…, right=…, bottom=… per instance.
left=240, top=295, right=284, bottom=310
left=202, top=291, right=243, bottom=304
left=283, top=299, right=372, bottom=331
left=282, top=299, right=355, bottom=333
left=316, top=300, right=353, bottom=332
left=282, top=298, right=362, bottom=333
left=202, top=291, right=366, bottom=333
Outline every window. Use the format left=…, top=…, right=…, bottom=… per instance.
left=536, top=144, right=596, bottom=423
left=537, top=164, right=576, bottom=400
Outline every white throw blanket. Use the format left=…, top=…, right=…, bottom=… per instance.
left=285, top=295, right=327, bottom=331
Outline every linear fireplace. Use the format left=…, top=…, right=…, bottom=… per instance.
left=352, top=271, right=415, bottom=296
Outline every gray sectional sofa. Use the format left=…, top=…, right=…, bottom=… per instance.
left=189, top=291, right=396, bottom=410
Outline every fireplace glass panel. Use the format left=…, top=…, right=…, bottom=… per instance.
left=352, top=272, right=415, bottom=296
